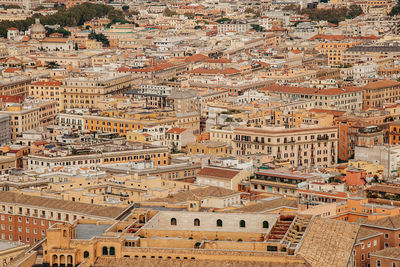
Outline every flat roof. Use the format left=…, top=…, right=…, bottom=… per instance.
left=75, top=224, right=111, bottom=240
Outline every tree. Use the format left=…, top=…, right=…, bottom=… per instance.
left=0, top=3, right=123, bottom=37
left=163, top=8, right=177, bottom=17
left=347, top=5, right=363, bottom=18
left=184, top=12, right=195, bottom=19
left=215, top=17, right=231, bottom=24
left=122, top=5, right=129, bottom=11
left=74, top=42, right=78, bottom=50
left=89, top=31, right=109, bottom=47
left=251, top=24, right=265, bottom=32
left=46, top=61, right=60, bottom=69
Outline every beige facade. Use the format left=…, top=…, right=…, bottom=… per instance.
left=234, top=126, right=338, bottom=168
left=61, top=74, right=133, bottom=110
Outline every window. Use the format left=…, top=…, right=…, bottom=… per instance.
left=263, top=221, right=269, bottom=229
left=102, top=247, right=108, bottom=256
left=84, top=251, right=89, bottom=258
left=194, top=218, right=200, bottom=226
left=170, top=218, right=177, bottom=226
left=385, top=233, right=389, bottom=239
left=377, top=260, right=381, bottom=267
left=240, top=220, right=246, bottom=228
left=393, top=263, right=397, bottom=267
left=216, top=219, right=223, bottom=227
left=361, top=254, right=364, bottom=261
left=109, top=247, right=115, bottom=256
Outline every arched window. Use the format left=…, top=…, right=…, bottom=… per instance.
left=263, top=221, right=269, bottom=229
left=171, top=218, right=177, bottom=225
left=83, top=251, right=89, bottom=258
left=216, top=219, right=223, bottom=227
left=63, top=230, right=67, bottom=237
left=240, top=220, right=246, bottom=228
left=109, top=247, right=115, bottom=256
left=102, top=246, right=108, bottom=256
left=194, top=218, right=200, bottom=226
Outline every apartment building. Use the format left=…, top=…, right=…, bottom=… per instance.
left=261, top=84, right=363, bottom=111
left=30, top=80, right=62, bottom=112
left=0, top=115, right=10, bottom=145
left=362, top=80, right=400, bottom=109
left=317, top=40, right=362, bottom=65
left=1, top=105, right=37, bottom=140
left=343, top=46, right=400, bottom=65
left=84, top=113, right=177, bottom=134
left=233, top=126, right=338, bottom=168
left=0, top=77, right=31, bottom=97
left=217, top=20, right=251, bottom=33
left=0, top=191, right=126, bottom=245
left=251, top=170, right=318, bottom=197
left=61, top=73, right=133, bottom=110
left=27, top=145, right=170, bottom=171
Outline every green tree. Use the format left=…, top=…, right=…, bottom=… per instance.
left=251, top=24, right=265, bottom=32
left=0, top=3, right=123, bottom=37
left=89, top=31, right=109, bottom=47
left=215, top=17, right=231, bottom=23
left=74, top=42, right=78, bottom=50
left=122, top=5, right=129, bottom=11
left=46, top=61, right=60, bottom=69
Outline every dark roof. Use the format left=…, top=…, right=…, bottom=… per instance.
left=347, top=46, right=400, bottom=53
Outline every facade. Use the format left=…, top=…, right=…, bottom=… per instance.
left=233, top=126, right=338, bottom=168
left=30, top=80, right=63, bottom=112
left=61, top=74, right=133, bottom=110
left=362, top=80, right=400, bottom=109
left=261, top=84, right=363, bottom=111
left=27, top=145, right=170, bottom=170
left=0, top=191, right=126, bottom=245
left=0, top=77, right=31, bottom=97
left=0, top=115, right=10, bottom=145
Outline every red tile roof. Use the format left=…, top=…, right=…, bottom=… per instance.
left=31, top=80, right=62, bottom=86
left=167, top=127, right=187, bottom=134
left=184, top=54, right=209, bottom=63
left=309, top=109, right=346, bottom=117
left=0, top=95, right=24, bottom=103
left=186, top=68, right=240, bottom=75
left=197, top=167, right=240, bottom=180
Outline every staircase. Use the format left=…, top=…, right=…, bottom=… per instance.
left=265, top=215, right=295, bottom=242
left=281, top=214, right=313, bottom=253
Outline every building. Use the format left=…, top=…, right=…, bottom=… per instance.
left=370, top=247, right=400, bottom=267
left=61, top=74, right=133, bottom=110
left=261, top=84, right=363, bottom=111
left=0, top=99, right=57, bottom=140
left=166, top=127, right=196, bottom=151
left=362, top=80, right=400, bottom=109
left=196, top=166, right=249, bottom=190
left=217, top=20, right=251, bottom=33
left=27, top=143, right=170, bottom=171
left=38, top=209, right=361, bottom=267
left=0, top=191, right=126, bottom=245
left=0, top=77, right=31, bottom=96
left=233, top=126, right=338, bottom=168
left=251, top=169, right=318, bottom=197
left=30, top=80, right=63, bottom=112
left=0, top=115, right=10, bottom=145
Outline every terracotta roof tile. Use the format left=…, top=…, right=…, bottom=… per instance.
left=197, top=167, right=240, bottom=180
